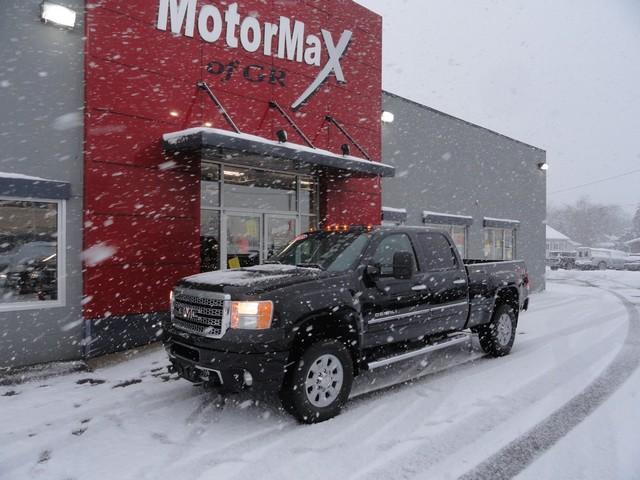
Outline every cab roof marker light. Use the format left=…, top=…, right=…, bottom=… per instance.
left=41, top=2, right=77, bottom=29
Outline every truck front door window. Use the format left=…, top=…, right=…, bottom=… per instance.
left=371, top=234, right=418, bottom=276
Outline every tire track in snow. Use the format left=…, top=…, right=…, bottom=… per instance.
left=458, top=284, right=640, bottom=480
left=345, top=319, right=625, bottom=480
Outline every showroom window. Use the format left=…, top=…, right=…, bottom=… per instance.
left=422, top=211, right=473, bottom=258
left=381, top=207, right=407, bottom=226
left=423, top=224, right=467, bottom=257
left=0, top=197, right=65, bottom=311
left=483, top=228, right=516, bottom=260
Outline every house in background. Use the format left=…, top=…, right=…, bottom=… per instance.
left=546, top=225, right=576, bottom=257
left=626, top=238, right=640, bottom=254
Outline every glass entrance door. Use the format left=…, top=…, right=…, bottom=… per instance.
left=265, top=215, right=297, bottom=261
left=223, top=213, right=298, bottom=269
left=201, top=162, right=319, bottom=272
left=225, top=213, right=262, bottom=269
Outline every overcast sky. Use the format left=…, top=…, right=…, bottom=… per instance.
left=357, top=0, right=640, bottom=214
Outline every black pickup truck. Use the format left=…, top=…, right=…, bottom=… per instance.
left=164, top=226, right=529, bottom=423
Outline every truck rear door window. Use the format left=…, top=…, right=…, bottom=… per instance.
left=418, top=233, right=457, bottom=271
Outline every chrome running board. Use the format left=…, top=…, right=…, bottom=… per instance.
left=367, top=333, right=470, bottom=370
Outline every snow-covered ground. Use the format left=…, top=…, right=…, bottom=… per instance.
left=1, top=269, right=639, bottom=480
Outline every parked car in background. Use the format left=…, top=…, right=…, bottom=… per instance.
left=547, top=250, right=577, bottom=270
left=575, top=247, right=628, bottom=270
left=624, top=254, right=640, bottom=271
left=3, top=241, right=57, bottom=299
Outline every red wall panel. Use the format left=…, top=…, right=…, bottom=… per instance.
left=84, top=162, right=199, bottom=218
left=85, top=264, right=198, bottom=317
left=84, top=0, right=383, bottom=319
left=84, top=214, right=200, bottom=267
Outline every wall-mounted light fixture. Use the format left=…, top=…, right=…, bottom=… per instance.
left=381, top=111, right=395, bottom=124
left=276, top=129, right=288, bottom=143
left=41, top=2, right=77, bottom=29
left=169, top=111, right=179, bottom=118
left=341, top=144, right=351, bottom=156
left=203, top=122, right=213, bottom=127
left=538, top=162, right=549, bottom=171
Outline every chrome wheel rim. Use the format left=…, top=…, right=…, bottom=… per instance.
left=304, top=354, right=344, bottom=408
left=496, top=313, right=513, bottom=346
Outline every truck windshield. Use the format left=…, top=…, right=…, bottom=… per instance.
left=271, top=232, right=370, bottom=272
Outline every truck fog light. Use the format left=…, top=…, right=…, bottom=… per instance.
left=243, top=370, right=253, bottom=387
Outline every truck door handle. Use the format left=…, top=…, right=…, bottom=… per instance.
left=453, top=279, right=467, bottom=285
left=412, top=284, right=428, bottom=291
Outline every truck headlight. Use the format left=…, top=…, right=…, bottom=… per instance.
left=230, top=301, right=273, bottom=330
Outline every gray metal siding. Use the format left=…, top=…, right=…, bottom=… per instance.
left=381, top=92, right=546, bottom=291
left=0, top=1, right=85, bottom=367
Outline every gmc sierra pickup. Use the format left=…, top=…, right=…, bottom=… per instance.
left=164, top=226, right=530, bottom=423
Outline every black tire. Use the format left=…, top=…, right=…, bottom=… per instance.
left=280, top=339, right=354, bottom=424
left=598, top=262, right=607, bottom=270
left=477, top=304, right=517, bottom=357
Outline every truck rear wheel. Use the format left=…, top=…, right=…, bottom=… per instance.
left=280, top=339, right=354, bottom=424
left=477, top=304, right=516, bottom=357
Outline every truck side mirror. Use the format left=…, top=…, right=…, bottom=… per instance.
left=365, top=264, right=380, bottom=281
left=393, top=251, right=414, bottom=279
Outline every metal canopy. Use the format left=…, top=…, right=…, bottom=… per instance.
left=162, top=128, right=395, bottom=178
left=0, top=173, right=71, bottom=200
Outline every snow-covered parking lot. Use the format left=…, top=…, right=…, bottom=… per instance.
left=1, top=269, right=640, bottom=480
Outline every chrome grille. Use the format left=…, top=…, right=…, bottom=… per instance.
left=174, top=293, right=224, bottom=309
left=171, top=289, right=230, bottom=338
left=172, top=319, right=220, bottom=336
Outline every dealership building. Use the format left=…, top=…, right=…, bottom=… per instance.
left=0, top=0, right=546, bottom=368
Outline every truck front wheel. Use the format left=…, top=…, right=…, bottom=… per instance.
left=477, top=304, right=517, bottom=357
left=280, top=339, right=354, bottom=424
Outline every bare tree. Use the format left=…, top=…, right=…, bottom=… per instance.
left=548, top=197, right=631, bottom=247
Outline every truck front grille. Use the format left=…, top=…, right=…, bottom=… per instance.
left=171, top=289, right=230, bottom=338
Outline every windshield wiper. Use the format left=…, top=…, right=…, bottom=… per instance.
left=296, top=263, right=325, bottom=270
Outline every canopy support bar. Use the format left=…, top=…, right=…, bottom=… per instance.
left=269, top=101, right=315, bottom=149
left=325, top=115, right=371, bottom=160
left=197, top=82, right=241, bottom=134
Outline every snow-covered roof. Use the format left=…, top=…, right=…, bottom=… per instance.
left=0, top=172, right=48, bottom=181
left=423, top=211, right=473, bottom=220
left=163, top=127, right=395, bottom=178
left=546, top=225, right=570, bottom=241
left=625, top=237, right=640, bottom=245
left=0, top=171, right=71, bottom=200
left=484, top=216, right=521, bottom=224
left=382, top=206, right=407, bottom=213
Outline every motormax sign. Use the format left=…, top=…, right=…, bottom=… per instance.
left=156, top=0, right=352, bottom=109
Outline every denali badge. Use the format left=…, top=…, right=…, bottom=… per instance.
left=156, top=0, right=352, bottom=109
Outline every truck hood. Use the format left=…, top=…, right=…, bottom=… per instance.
left=177, top=264, right=326, bottom=293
